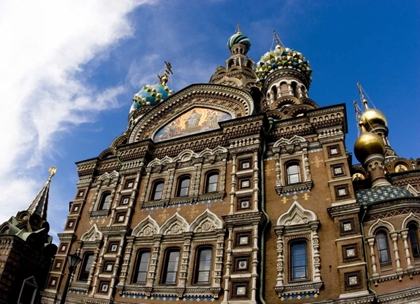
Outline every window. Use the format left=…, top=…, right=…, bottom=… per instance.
left=99, top=192, right=111, bottom=210
left=234, top=256, right=250, bottom=272
left=108, top=242, right=119, bottom=253
left=151, top=180, right=164, bottom=200
left=237, top=197, right=251, bottom=210
left=239, top=178, right=251, bottom=189
left=286, top=162, right=301, bottom=184
left=71, top=204, right=80, bottom=213
left=205, top=172, right=219, bottom=193
left=236, top=232, right=250, bottom=246
left=177, top=176, right=190, bottom=197
left=133, top=250, right=151, bottom=284
left=115, top=212, right=125, bottom=223
left=104, top=261, right=114, bottom=272
left=345, top=271, right=362, bottom=290
left=328, top=145, right=341, bottom=157
left=99, top=281, right=109, bottom=293
left=79, top=252, right=94, bottom=281
left=239, top=159, right=252, bottom=170
left=290, top=241, right=308, bottom=281
left=340, top=218, right=356, bottom=235
left=408, top=223, right=420, bottom=258
left=342, top=244, right=358, bottom=261
left=195, top=247, right=212, bottom=284
left=332, top=164, right=345, bottom=176
left=376, top=231, right=391, bottom=265
left=232, top=281, right=248, bottom=298
left=125, top=179, right=134, bottom=189
left=120, top=196, right=130, bottom=205
left=334, top=185, right=350, bottom=199
left=163, top=249, right=180, bottom=284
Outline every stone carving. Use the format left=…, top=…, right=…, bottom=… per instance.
left=81, top=224, right=103, bottom=242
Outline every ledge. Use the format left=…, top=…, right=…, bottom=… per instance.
left=275, top=181, right=313, bottom=195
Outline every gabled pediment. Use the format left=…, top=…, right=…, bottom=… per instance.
left=128, top=84, right=254, bottom=143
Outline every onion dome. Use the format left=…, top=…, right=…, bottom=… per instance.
left=354, top=131, right=385, bottom=164
left=255, top=44, right=312, bottom=83
left=359, top=102, right=387, bottom=131
left=227, top=30, right=251, bottom=54
left=129, top=83, right=174, bottom=113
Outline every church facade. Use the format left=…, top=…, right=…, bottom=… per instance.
left=41, top=30, right=420, bottom=303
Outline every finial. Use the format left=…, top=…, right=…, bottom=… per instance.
left=47, top=166, right=57, bottom=182
left=273, top=30, right=284, bottom=48
left=236, top=24, right=241, bottom=34
left=357, top=82, right=369, bottom=109
left=157, top=61, right=173, bottom=86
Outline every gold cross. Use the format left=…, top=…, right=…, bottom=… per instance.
left=303, top=193, right=310, bottom=200
left=282, top=196, right=288, bottom=204
left=311, top=155, right=322, bottom=168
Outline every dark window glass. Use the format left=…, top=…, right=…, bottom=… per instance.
left=376, top=231, right=391, bottom=264
left=99, top=193, right=111, bottom=210
left=408, top=223, right=420, bottom=258
left=152, top=181, right=164, bottom=200
left=206, top=173, right=219, bottom=193
left=134, top=251, right=151, bottom=283
left=163, top=250, right=180, bottom=284
left=287, top=163, right=301, bottom=184
left=177, top=177, right=190, bottom=197
left=79, top=253, right=94, bottom=281
left=291, top=241, right=307, bottom=281
left=195, top=248, right=212, bottom=283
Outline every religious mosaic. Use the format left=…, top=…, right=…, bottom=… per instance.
left=153, top=107, right=232, bottom=142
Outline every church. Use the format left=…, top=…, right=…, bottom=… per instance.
left=39, top=28, right=420, bottom=303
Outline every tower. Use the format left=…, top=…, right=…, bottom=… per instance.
left=0, top=167, right=57, bottom=304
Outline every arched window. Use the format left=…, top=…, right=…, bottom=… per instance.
left=177, top=176, right=190, bottom=197
left=271, top=86, right=278, bottom=100
left=195, top=247, right=212, bottom=284
left=162, top=249, right=180, bottom=284
left=99, top=192, right=111, bottom=210
left=290, top=240, right=308, bottom=281
left=286, top=162, right=301, bottom=184
left=205, top=172, right=219, bottom=193
left=79, top=252, right=94, bottom=281
left=408, top=223, right=420, bottom=258
left=376, top=231, right=391, bottom=265
left=151, top=180, right=164, bottom=200
left=291, top=82, right=298, bottom=98
left=133, top=250, right=151, bottom=284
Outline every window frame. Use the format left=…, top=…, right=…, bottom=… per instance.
left=162, top=248, right=181, bottom=285
left=133, top=249, right=151, bottom=284
left=334, top=184, right=350, bottom=199
left=99, top=192, right=112, bottom=210
left=408, top=223, right=420, bottom=258
left=176, top=176, right=191, bottom=197
left=237, top=196, right=251, bottom=211
left=151, top=180, right=165, bottom=201
left=205, top=171, right=219, bottom=193
left=239, top=158, right=252, bottom=170
left=376, top=230, right=391, bottom=265
left=290, top=240, right=308, bottom=282
left=285, top=161, right=301, bottom=185
left=78, top=252, right=94, bottom=282
left=194, top=247, right=213, bottom=285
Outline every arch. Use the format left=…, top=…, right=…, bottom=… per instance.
left=176, top=175, right=191, bottom=197
left=81, top=224, right=103, bottom=242
left=98, top=170, right=119, bottom=181
left=190, top=209, right=224, bottom=233
left=18, top=276, right=37, bottom=304
left=402, top=212, right=420, bottom=229
left=132, top=215, right=160, bottom=237
left=98, top=148, right=117, bottom=160
left=159, top=212, right=190, bottom=235
left=273, top=135, right=306, bottom=148
left=277, top=201, right=317, bottom=226
left=205, top=171, right=219, bottom=193
left=150, top=179, right=165, bottom=200
left=368, top=219, right=395, bottom=236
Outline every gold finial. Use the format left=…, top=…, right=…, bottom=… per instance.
left=236, top=24, right=241, bottom=34
left=357, top=82, right=369, bottom=109
left=157, top=61, right=173, bottom=86
left=273, top=30, right=284, bottom=48
left=47, top=166, right=57, bottom=182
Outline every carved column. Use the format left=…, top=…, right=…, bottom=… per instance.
left=192, top=163, right=202, bottom=197
left=275, top=228, right=285, bottom=288
left=213, top=232, right=225, bottom=289
left=229, top=155, right=237, bottom=215
left=179, top=233, right=192, bottom=289
left=165, top=168, right=176, bottom=199
left=222, top=227, right=233, bottom=303
left=118, top=236, right=134, bottom=290
left=140, top=171, right=151, bottom=204
left=253, top=151, right=259, bottom=212
left=367, top=237, right=378, bottom=277
left=275, top=153, right=282, bottom=187
left=390, top=232, right=402, bottom=272
left=90, top=182, right=102, bottom=212
left=148, top=235, right=162, bottom=288
left=400, top=230, right=414, bottom=269
left=311, top=223, right=321, bottom=282
left=251, top=224, right=259, bottom=302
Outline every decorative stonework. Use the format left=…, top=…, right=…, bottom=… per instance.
left=132, top=216, right=159, bottom=237
left=81, top=224, right=103, bottom=242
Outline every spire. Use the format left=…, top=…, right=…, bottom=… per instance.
left=27, top=166, right=56, bottom=220
left=273, top=30, right=284, bottom=48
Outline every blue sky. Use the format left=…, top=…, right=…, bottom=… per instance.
left=0, top=0, right=418, bottom=242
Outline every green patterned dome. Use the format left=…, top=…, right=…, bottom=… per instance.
left=227, top=31, right=251, bottom=52
left=255, top=45, right=312, bottom=83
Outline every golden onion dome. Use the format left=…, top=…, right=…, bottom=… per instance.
left=354, top=132, right=385, bottom=164
left=359, top=102, right=387, bottom=131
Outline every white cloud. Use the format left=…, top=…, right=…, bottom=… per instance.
left=0, top=1, right=155, bottom=223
